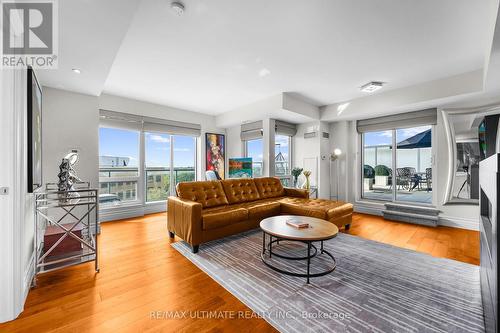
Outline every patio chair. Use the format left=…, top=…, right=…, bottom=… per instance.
left=425, top=167, right=432, bottom=192
left=396, top=167, right=416, bottom=190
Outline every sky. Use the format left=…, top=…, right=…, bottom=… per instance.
left=364, top=126, right=431, bottom=147
left=99, top=128, right=196, bottom=168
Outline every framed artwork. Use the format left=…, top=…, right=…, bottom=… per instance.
left=205, top=133, right=225, bottom=179
left=229, top=158, right=253, bottom=178
left=27, top=67, right=43, bottom=193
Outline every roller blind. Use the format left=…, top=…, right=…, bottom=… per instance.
left=356, top=108, right=437, bottom=133
left=275, top=120, right=297, bottom=136
left=143, top=116, right=201, bottom=136
left=99, top=110, right=142, bottom=131
left=99, top=110, right=201, bottom=136
left=241, top=121, right=263, bottom=141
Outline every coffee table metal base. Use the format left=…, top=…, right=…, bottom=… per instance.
left=260, top=231, right=337, bottom=284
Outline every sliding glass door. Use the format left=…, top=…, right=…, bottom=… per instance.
left=100, top=127, right=197, bottom=207
left=395, top=126, right=432, bottom=203
left=145, top=132, right=171, bottom=202
left=362, top=131, right=393, bottom=201
left=144, top=133, right=197, bottom=203
left=362, top=126, right=433, bottom=204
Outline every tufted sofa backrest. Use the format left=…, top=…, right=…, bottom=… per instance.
left=253, top=177, right=285, bottom=199
left=176, top=180, right=229, bottom=208
left=220, top=179, right=261, bottom=204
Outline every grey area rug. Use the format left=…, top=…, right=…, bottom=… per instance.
left=172, top=230, right=484, bottom=333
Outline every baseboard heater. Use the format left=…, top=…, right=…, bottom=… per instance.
left=382, top=203, right=440, bottom=227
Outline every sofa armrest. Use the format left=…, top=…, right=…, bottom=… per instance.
left=167, top=196, right=203, bottom=246
left=284, top=187, right=309, bottom=199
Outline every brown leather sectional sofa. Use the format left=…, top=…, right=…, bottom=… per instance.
left=167, top=177, right=353, bottom=253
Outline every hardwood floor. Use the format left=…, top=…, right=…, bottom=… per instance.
left=350, top=213, right=479, bottom=265
left=0, top=212, right=479, bottom=332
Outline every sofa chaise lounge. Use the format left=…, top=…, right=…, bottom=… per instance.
left=167, top=177, right=353, bottom=252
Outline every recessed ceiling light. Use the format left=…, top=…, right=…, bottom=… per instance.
left=360, top=81, right=384, bottom=93
left=258, top=68, right=270, bottom=77
left=72, top=68, right=81, bottom=74
left=171, top=1, right=185, bottom=15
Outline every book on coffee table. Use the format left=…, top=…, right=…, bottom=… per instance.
left=286, top=219, right=309, bottom=229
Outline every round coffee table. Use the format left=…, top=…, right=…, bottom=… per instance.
left=260, top=215, right=338, bottom=284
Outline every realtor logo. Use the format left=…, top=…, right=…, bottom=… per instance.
left=1, top=0, right=58, bottom=68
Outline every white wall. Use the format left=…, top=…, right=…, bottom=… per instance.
left=0, top=69, right=35, bottom=322
left=42, top=88, right=99, bottom=188
left=226, top=125, right=243, bottom=159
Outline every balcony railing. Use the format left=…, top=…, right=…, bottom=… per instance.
left=99, top=167, right=195, bottom=204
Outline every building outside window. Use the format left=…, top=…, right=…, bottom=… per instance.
left=99, top=127, right=140, bottom=206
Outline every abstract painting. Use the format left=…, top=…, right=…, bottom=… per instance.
left=229, top=158, right=252, bottom=178
left=205, top=133, right=225, bottom=179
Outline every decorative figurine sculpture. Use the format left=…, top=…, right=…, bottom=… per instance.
left=57, top=151, right=82, bottom=202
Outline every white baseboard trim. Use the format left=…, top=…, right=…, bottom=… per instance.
left=100, top=203, right=167, bottom=222
left=439, top=215, right=479, bottom=231
left=99, top=205, right=145, bottom=222
left=354, top=201, right=479, bottom=231
left=144, top=202, right=167, bottom=215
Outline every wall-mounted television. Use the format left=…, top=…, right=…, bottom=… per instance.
left=27, top=67, right=43, bottom=193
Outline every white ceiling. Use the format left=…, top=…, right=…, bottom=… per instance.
left=37, top=0, right=140, bottom=96
left=39, top=0, right=497, bottom=117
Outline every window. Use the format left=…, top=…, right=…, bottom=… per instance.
left=362, top=126, right=432, bottom=204
left=172, top=135, right=196, bottom=186
left=362, top=130, right=393, bottom=201
left=99, top=127, right=140, bottom=206
left=275, top=135, right=291, bottom=186
left=144, top=133, right=197, bottom=203
left=395, top=126, right=432, bottom=204
left=145, top=132, right=171, bottom=202
left=245, top=138, right=263, bottom=177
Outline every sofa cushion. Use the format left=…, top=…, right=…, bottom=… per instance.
left=279, top=200, right=327, bottom=219
left=279, top=197, right=353, bottom=221
left=254, top=177, right=285, bottom=199
left=202, top=208, right=248, bottom=230
left=244, top=200, right=281, bottom=220
left=221, top=179, right=261, bottom=204
left=176, top=181, right=229, bottom=208
left=326, top=202, right=354, bottom=219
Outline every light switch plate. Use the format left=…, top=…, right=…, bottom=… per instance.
left=0, top=187, right=9, bottom=195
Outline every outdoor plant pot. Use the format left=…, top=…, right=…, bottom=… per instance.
left=375, top=175, right=389, bottom=186
left=364, top=178, right=374, bottom=191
